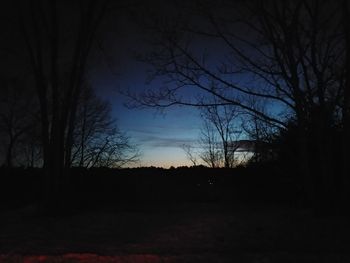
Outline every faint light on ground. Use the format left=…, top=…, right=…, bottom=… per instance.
left=0, top=254, right=164, bottom=263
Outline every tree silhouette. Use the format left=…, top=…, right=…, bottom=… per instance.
left=199, top=119, right=222, bottom=168
left=17, top=0, right=110, bottom=212
left=200, top=100, right=242, bottom=168
left=243, top=111, right=278, bottom=164
left=71, top=84, right=139, bottom=168
left=181, top=144, right=198, bottom=166
left=130, top=0, right=349, bottom=211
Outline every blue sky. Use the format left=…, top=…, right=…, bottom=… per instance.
left=125, top=108, right=201, bottom=167
left=92, top=64, right=203, bottom=168
left=89, top=22, right=207, bottom=168
left=105, top=93, right=202, bottom=168
left=88, top=6, right=285, bottom=168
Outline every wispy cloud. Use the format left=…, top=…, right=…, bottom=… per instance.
left=126, top=124, right=199, bottom=149
left=138, top=135, right=197, bottom=148
left=128, top=124, right=199, bottom=135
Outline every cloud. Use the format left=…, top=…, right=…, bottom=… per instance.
left=127, top=125, right=199, bottom=149
left=235, top=140, right=255, bottom=152
left=137, top=135, right=197, bottom=148
left=128, top=128, right=161, bottom=135
left=129, top=124, right=199, bottom=135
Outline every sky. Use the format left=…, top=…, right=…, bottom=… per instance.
left=0, top=0, right=265, bottom=168
left=87, top=2, right=259, bottom=168
left=87, top=5, right=209, bottom=168
left=92, top=59, right=203, bottom=168
left=0, top=0, right=208, bottom=168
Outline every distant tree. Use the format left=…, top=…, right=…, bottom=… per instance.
left=94, top=130, right=139, bottom=168
left=243, top=113, right=278, bottom=164
left=70, top=84, right=111, bottom=168
left=71, top=85, right=139, bottom=168
left=77, top=127, right=139, bottom=168
left=181, top=144, right=198, bottom=166
left=200, top=101, right=242, bottom=168
left=199, top=119, right=222, bottom=168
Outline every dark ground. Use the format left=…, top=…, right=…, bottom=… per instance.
left=0, top=167, right=349, bottom=262
left=1, top=203, right=350, bottom=262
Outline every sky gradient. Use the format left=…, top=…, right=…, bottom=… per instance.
left=87, top=11, right=208, bottom=168
left=94, top=74, right=203, bottom=168
left=88, top=9, right=257, bottom=168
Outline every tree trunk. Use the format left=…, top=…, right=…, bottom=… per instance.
left=296, top=131, right=314, bottom=207
left=5, top=139, right=14, bottom=168
left=43, top=120, right=66, bottom=214
left=314, top=115, right=335, bottom=214
left=342, top=0, right=350, bottom=210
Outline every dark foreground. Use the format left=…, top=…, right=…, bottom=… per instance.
left=1, top=167, right=350, bottom=262
left=1, top=203, right=350, bottom=263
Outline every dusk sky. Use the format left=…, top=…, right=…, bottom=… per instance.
left=97, top=88, right=202, bottom=168
left=92, top=57, right=203, bottom=168
left=84, top=2, right=257, bottom=168
left=90, top=11, right=204, bottom=168
left=0, top=0, right=218, bottom=168
left=0, top=0, right=272, bottom=168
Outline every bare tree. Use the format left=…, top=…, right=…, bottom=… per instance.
left=84, top=128, right=139, bottom=168
left=200, top=100, right=242, bottom=168
left=129, top=0, right=347, bottom=210
left=71, top=85, right=139, bottom=168
left=181, top=143, right=198, bottom=166
left=15, top=0, right=111, bottom=211
left=199, top=119, right=222, bottom=168
left=71, top=84, right=111, bottom=167
left=183, top=102, right=243, bottom=168
left=243, top=106, right=278, bottom=164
